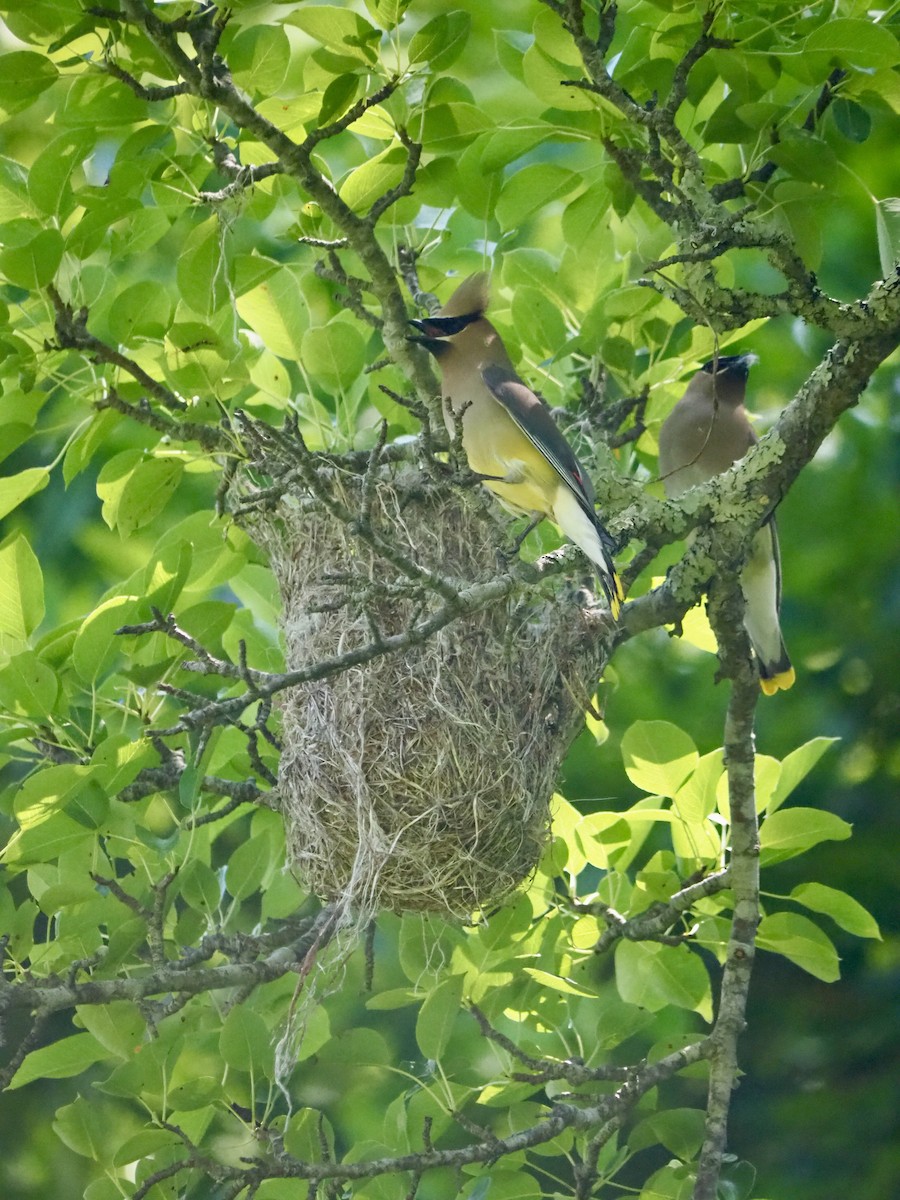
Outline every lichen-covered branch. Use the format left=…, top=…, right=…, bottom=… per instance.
left=593, top=868, right=732, bottom=952
left=0, top=907, right=336, bottom=1026
left=116, top=1031, right=711, bottom=1197
left=693, top=581, right=762, bottom=1199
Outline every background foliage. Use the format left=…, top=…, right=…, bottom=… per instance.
left=0, top=1, right=897, bottom=1198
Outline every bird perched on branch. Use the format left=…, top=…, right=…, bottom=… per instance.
left=658, top=353, right=795, bottom=694
left=409, top=273, right=624, bottom=618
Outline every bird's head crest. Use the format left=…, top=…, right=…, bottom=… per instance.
left=408, top=272, right=491, bottom=344
left=700, top=352, right=759, bottom=380
left=438, top=271, right=491, bottom=320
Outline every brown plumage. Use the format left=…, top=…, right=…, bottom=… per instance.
left=410, top=273, right=623, bottom=617
left=658, top=353, right=795, bottom=694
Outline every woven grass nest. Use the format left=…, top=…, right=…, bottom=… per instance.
left=250, top=464, right=605, bottom=918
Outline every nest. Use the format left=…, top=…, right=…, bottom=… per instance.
left=248, top=465, right=604, bottom=918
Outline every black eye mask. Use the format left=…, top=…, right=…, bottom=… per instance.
left=408, top=311, right=482, bottom=337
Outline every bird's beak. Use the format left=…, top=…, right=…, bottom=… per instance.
left=407, top=329, right=449, bottom=357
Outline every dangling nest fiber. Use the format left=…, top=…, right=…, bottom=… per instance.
left=247, top=463, right=605, bottom=918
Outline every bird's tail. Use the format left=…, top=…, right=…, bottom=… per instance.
left=758, top=652, right=795, bottom=695
left=594, top=529, right=625, bottom=621
left=553, top=489, right=624, bottom=618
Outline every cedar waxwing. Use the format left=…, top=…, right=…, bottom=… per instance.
left=658, top=353, right=795, bottom=695
left=409, top=273, right=624, bottom=618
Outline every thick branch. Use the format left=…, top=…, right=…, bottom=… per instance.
left=694, top=582, right=761, bottom=1199
left=134, top=1037, right=712, bottom=1194
left=0, top=909, right=336, bottom=1018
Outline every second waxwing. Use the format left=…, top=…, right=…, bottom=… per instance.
left=658, top=353, right=795, bottom=694
left=410, top=273, right=624, bottom=618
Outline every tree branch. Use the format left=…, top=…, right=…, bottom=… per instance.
left=0, top=908, right=337, bottom=1019
left=593, top=868, right=732, bottom=952
left=114, top=0, right=437, bottom=408
left=693, top=581, right=761, bottom=1199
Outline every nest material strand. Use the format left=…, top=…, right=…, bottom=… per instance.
left=249, top=466, right=603, bottom=918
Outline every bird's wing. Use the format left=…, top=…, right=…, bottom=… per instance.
left=763, top=515, right=782, bottom=610
left=481, top=362, right=597, bottom=514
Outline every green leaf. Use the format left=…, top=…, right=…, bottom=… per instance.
left=365, top=987, right=419, bottom=1011
left=283, top=1107, right=331, bottom=1162
left=290, top=6, right=381, bottom=63
left=338, top=145, right=408, bottom=214
left=76, top=1001, right=147, bottom=1060
left=96, top=451, right=184, bottom=537
left=639, top=1161, right=694, bottom=1198
left=318, top=72, right=359, bottom=125
left=8, top=1032, right=108, bottom=1089
left=629, top=1107, right=706, bottom=1161
left=317, top=1026, right=390, bottom=1067
left=0, top=226, right=63, bottom=289
left=463, top=1171, right=541, bottom=1200
left=176, top=225, right=231, bottom=317
left=28, top=129, right=94, bottom=217
left=605, top=285, right=660, bottom=321
left=757, top=912, right=840, bottom=982
left=831, top=97, right=871, bottom=143
left=759, top=807, right=851, bottom=864
left=0, top=51, right=58, bottom=114
left=179, top=859, right=223, bottom=914
left=495, top=163, right=580, bottom=227
left=673, top=750, right=723, bottom=823
left=53, top=1098, right=111, bottom=1161
left=364, top=0, right=411, bottom=31
left=219, top=1005, right=273, bottom=1074
left=0, top=155, right=30, bottom=221
left=562, top=186, right=610, bottom=247
left=14, top=763, right=95, bottom=830
left=236, top=266, right=308, bottom=359
left=301, top=320, right=367, bottom=391
left=767, top=134, right=838, bottom=186
left=113, top=1129, right=184, bottom=1168
left=0, top=532, right=44, bottom=642
left=294, top=1004, right=332, bottom=1063
left=717, top=753, right=781, bottom=820
left=398, top=913, right=464, bottom=984
left=0, top=466, right=49, bottom=522
left=804, top=19, right=900, bottom=71
left=72, top=595, right=138, bottom=683
left=875, top=197, right=900, bottom=277
left=415, top=974, right=465, bottom=1059
left=479, top=123, right=551, bottom=172
left=621, top=720, right=699, bottom=797
left=571, top=812, right=631, bottom=869
left=408, top=12, right=471, bottom=71
left=225, top=828, right=277, bottom=900
left=768, top=737, right=837, bottom=813
left=522, top=968, right=597, bottom=998
left=108, top=281, right=174, bottom=343
left=2, top=811, right=93, bottom=867
left=790, top=883, right=880, bottom=939
left=0, top=650, right=57, bottom=717
left=615, top=940, right=712, bottom=1019
left=228, top=24, right=291, bottom=96
left=424, top=102, right=492, bottom=154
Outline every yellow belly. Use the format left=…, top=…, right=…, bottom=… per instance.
left=457, top=400, right=558, bottom=518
